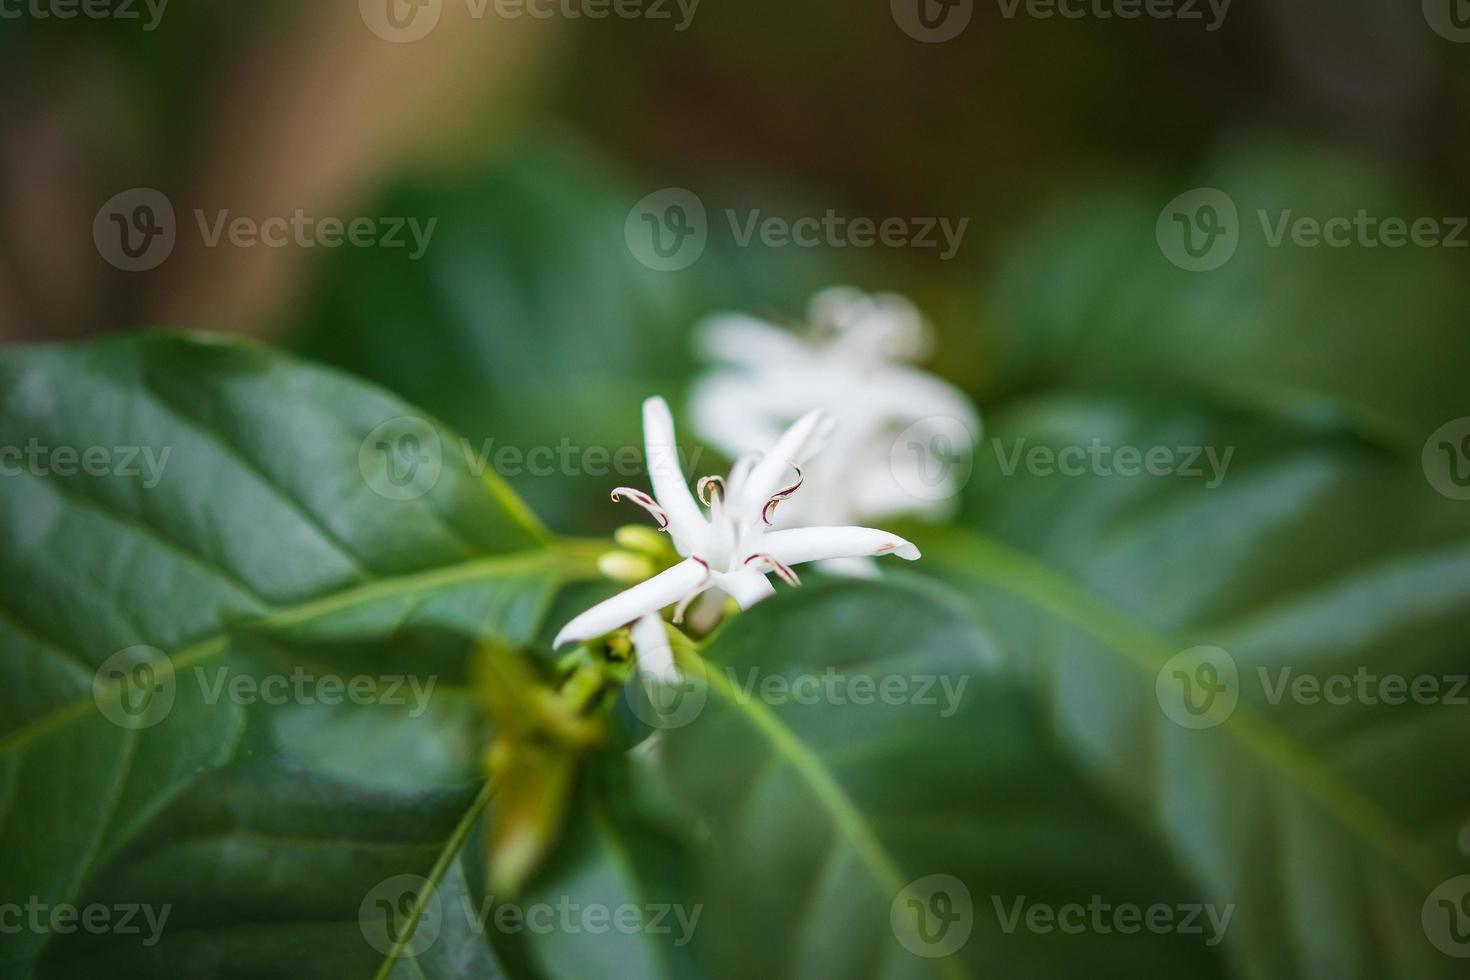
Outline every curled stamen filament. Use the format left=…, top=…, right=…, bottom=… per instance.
left=761, top=463, right=804, bottom=526
left=610, top=487, right=669, bottom=530
left=745, top=552, right=801, bottom=587
left=672, top=558, right=712, bottom=623
left=697, top=475, right=725, bottom=507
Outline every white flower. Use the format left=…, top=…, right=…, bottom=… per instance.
left=689, top=286, right=980, bottom=573
left=553, top=396, right=921, bottom=678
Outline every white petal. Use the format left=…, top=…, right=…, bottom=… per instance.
left=874, top=367, right=980, bottom=433
left=553, top=558, right=709, bottom=648
left=642, top=397, right=707, bottom=556
left=630, top=613, right=679, bottom=683
left=695, top=312, right=810, bottom=368
left=719, top=568, right=777, bottom=608
left=760, top=526, right=920, bottom=566
left=737, top=409, right=833, bottom=515
left=689, top=376, right=785, bottom=459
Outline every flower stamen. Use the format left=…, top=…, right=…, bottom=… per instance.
left=697, top=475, right=725, bottom=507
left=761, top=463, right=804, bottom=526
left=610, top=487, right=669, bottom=530
left=744, top=552, right=801, bottom=587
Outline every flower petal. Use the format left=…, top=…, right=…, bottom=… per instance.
left=759, top=526, right=920, bottom=566
left=874, top=367, right=980, bottom=432
left=694, top=312, right=811, bottom=368
left=737, top=409, right=833, bottom=516
left=689, top=375, right=786, bottom=459
left=553, top=558, right=709, bottom=648
left=630, top=613, right=679, bottom=683
left=719, top=568, right=777, bottom=608
left=642, top=397, right=707, bottom=556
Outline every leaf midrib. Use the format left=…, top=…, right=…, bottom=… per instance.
left=0, top=545, right=600, bottom=756
left=930, top=530, right=1445, bottom=890
left=681, top=645, right=971, bottom=980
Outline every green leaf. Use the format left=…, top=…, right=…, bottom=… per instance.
left=644, top=578, right=1228, bottom=979
left=919, top=390, right=1470, bottom=979
left=0, top=332, right=594, bottom=975
left=34, top=768, right=508, bottom=979
left=497, top=765, right=702, bottom=980
left=984, top=140, right=1470, bottom=450
left=292, top=139, right=837, bottom=532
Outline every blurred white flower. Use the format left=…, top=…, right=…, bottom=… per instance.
left=554, top=396, right=920, bottom=680
left=690, top=286, right=980, bottom=575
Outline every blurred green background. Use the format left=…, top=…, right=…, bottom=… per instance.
left=4, top=2, right=1469, bottom=521
left=3, top=3, right=1470, bottom=978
